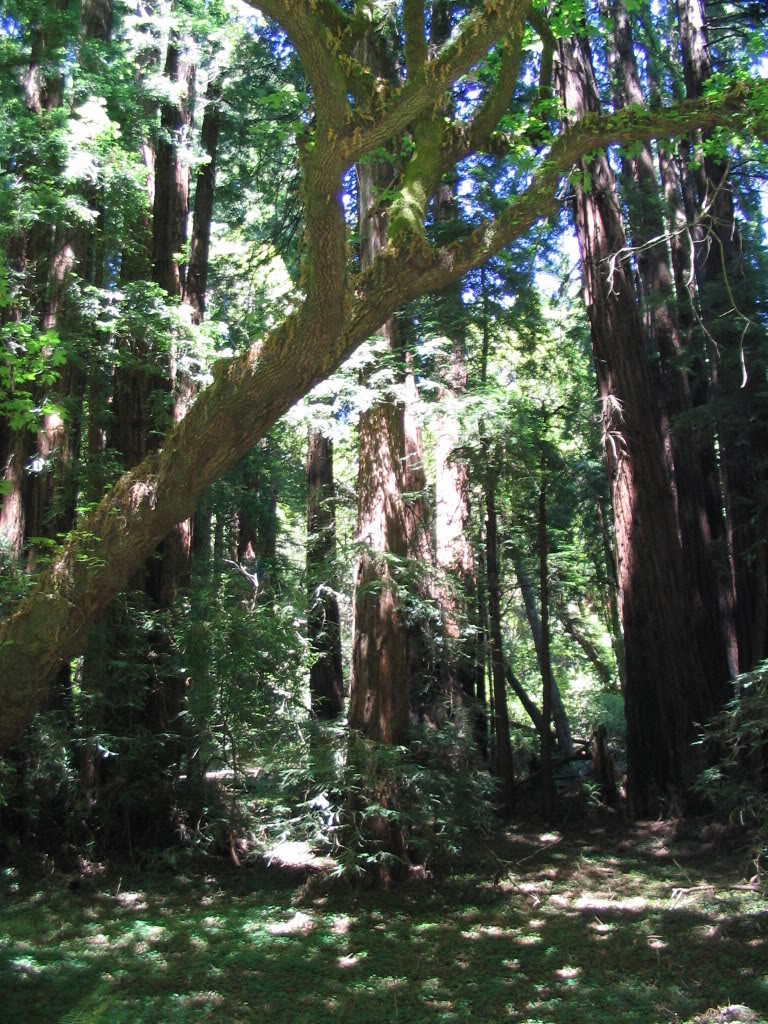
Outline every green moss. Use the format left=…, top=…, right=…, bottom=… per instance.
left=388, top=116, right=444, bottom=245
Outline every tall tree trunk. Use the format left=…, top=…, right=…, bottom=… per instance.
left=510, top=547, right=574, bottom=756
left=348, top=26, right=409, bottom=743
left=401, top=348, right=439, bottom=717
left=484, top=472, right=516, bottom=813
left=677, top=0, right=768, bottom=671
left=185, top=78, right=221, bottom=325
left=479, top=272, right=514, bottom=811
left=602, top=0, right=731, bottom=695
left=347, top=26, right=410, bottom=881
left=538, top=448, right=555, bottom=819
left=557, top=30, right=716, bottom=814
left=306, top=429, right=344, bottom=719
left=657, top=139, right=739, bottom=678
left=150, top=37, right=195, bottom=609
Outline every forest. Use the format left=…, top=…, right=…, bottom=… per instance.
left=1, top=0, right=768, bottom=1020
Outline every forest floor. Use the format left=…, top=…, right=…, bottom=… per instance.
left=1, top=816, right=766, bottom=1024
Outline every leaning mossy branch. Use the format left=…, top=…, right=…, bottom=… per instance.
left=446, top=80, right=768, bottom=275
left=362, top=80, right=768, bottom=306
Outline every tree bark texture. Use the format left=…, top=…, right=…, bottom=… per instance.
left=557, top=31, right=720, bottom=814
left=677, top=0, right=768, bottom=671
left=348, top=26, right=410, bottom=749
left=604, top=0, right=731, bottom=693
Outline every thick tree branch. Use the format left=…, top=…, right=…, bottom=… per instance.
left=343, top=0, right=533, bottom=165
left=247, top=0, right=351, bottom=132
left=436, top=80, right=768, bottom=280
left=529, top=10, right=556, bottom=97
left=442, top=24, right=526, bottom=169
left=403, top=0, right=427, bottom=75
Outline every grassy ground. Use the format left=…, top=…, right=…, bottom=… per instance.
left=1, top=819, right=766, bottom=1024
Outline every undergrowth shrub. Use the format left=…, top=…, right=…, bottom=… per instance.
left=175, top=566, right=310, bottom=856
left=282, top=721, right=495, bottom=879
left=0, top=712, right=82, bottom=854
left=696, top=661, right=768, bottom=872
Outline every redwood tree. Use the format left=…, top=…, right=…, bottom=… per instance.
left=347, top=17, right=410, bottom=750
left=601, top=0, right=732, bottom=689
left=557, top=28, right=725, bottom=813
left=677, top=0, right=768, bottom=672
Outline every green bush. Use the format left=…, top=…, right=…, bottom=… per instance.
left=338, top=722, right=496, bottom=880
left=696, top=661, right=768, bottom=872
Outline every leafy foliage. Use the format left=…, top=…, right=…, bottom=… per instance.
left=697, top=662, right=768, bottom=871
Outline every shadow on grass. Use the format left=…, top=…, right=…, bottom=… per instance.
left=1, top=829, right=766, bottom=1024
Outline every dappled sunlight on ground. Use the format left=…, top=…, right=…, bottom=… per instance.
left=264, top=839, right=335, bottom=872
left=1, top=823, right=766, bottom=1023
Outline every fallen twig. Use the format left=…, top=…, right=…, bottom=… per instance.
left=515, top=836, right=562, bottom=865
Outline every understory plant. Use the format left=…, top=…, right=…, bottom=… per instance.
left=696, top=661, right=768, bottom=873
